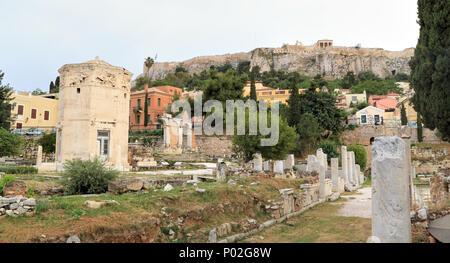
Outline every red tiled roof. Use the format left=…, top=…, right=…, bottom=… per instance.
left=370, top=98, right=398, bottom=110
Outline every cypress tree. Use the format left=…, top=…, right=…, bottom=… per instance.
left=249, top=68, right=257, bottom=101
left=55, top=76, right=60, bottom=88
left=400, top=104, right=408, bottom=125
left=417, top=112, right=423, bottom=142
left=144, top=92, right=149, bottom=127
left=410, top=0, right=450, bottom=140
left=49, top=81, right=55, bottom=93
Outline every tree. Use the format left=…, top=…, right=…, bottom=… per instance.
left=409, top=0, right=450, bottom=140
left=0, top=128, right=22, bottom=157
left=296, top=90, right=344, bottom=134
left=37, top=133, right=56, bottom=154
left=249, top=67, right=257, bottom=100
left=144, top=84, right=149, bottom=127
left=232, top=117, right=298, bottom=162
left=351, top=79, right=402, bottom=98
left=319, top=140, right=339, bottom=163
left=237, top=61, right=251, bottom=75
left=357, top=70, right=381, bottom=82
left=341, top=71, right=359, bottom=89
left=0, top=70, right=13, bottom=130
left=400, top=104, right=408, bottom=125
left=294, top=113, right=322, bottom=156
left=49, top=81, right=55, bottom=93
left=202, top=70, right=246, bottom=102
left=417, top=112, right=423, bottom=142
left=32, top=88, right=46, bottom=95
left=145, top=57, right=155, bottom=70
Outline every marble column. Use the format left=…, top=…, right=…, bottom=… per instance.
left=372, top=136, right=411, bottom=243
left=331, top=158, right=339, bottom=192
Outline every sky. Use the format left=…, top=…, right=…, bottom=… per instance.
left=0, top=0, right=420, bottom=92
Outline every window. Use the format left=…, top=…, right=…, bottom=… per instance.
left=374, top=114, right=380, bottom=125
left=77, top=88, right=81, bottom=94
left=148, top=98, right=151, bottom=106
left=137, top=115, right=141, bottom=124
left=137, top=99, right=141, bottom=109
left=158, top=98, right=161, bottom=107
left=44, top=111, right=50, bottom=121
left=147, top=114, right=151, bottom=122
left=17, top=105, right=24, bottom=115
left=31, top=109, right=37, bottom=119
left=352, top=96, right=357, bottom=101
left=361, top=115, right=367, bottom=124
left=97, top=130, right=110, bottom=161
left=16, top=123, right=22, bottom=129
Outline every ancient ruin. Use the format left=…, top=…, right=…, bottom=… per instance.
left=53, top=57, right=132, bottom=171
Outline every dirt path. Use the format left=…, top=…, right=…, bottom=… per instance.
left=335, top=187, right=372, bottom=218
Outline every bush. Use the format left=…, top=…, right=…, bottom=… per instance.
left=347, top=144, right=367, bottom=170
left=0, top=166, right=37, bottom=174
left=0, top=128, right=22, bottom=157
left=318, top=140, right=340, bottom=164
left=0, top=175, right=16, bottom=196
left=61, top=158, right=119, bottom=195
left=37, top=133, right=56, bottom=154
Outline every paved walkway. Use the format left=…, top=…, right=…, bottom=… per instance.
left=335, top=187, right=372, bottom=218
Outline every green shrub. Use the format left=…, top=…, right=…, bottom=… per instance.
left=0, top=166, right=38, bottom=174
left=318, top=140, right=339, bottom=164
left=61, top=158, right=119, bottom=195
left=347, top=144, right=367, bottom=170
left=35, top=200, right=51, bottom=215
left=0, top=175, right=16, bottom=196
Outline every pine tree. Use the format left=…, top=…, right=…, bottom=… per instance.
left=417, top=112, right=423, bottom=142
left=400, top=104, right=408, bottom=125
left=410, top=0, right=450, bottom=140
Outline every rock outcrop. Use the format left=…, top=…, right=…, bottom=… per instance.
left=136, top=43, right=414, bottom=82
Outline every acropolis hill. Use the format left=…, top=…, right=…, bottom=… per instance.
left=139, top=40, right=415, bottom=81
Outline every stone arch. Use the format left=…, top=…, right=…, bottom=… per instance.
left=370, top=137, right=375, bottom=145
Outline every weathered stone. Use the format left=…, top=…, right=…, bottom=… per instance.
left=341, top=146, right=349, bottom=184
left=108, top=178, right=143, bottom=194
left=306, top=155, right=317, bottom=172
left=66, top=235, right=81, bottom=243
left=195, top=188, right=206, bottom=193
left=23, top=198, right=36, bottom=207
left=274, top=160, right=284, bottom=174
left=331, top=158, right=339, bottom=192
left=311, top=162, right=326, bottom=200
left=9, top=203, right=19, bottom=210
left=208, top=228, right=217, bottom=243
left=84, top=200, right=105, bottom=209
left=217, top=223, right=232, bottom=236
left=284, top=154, right=295, bottom=170
left=372, top=136, right=411, bottom=243
left=163, top=184, right=174, bottom=192
left=417, top=208, right=427, bottom=221
left=253, top=153, right=263, bottom=171
left=5, top=210, right=14, bottom=217
left=3, top=181, right=27, bottom=197
left=216, top=161, right=228, bottom=182
left=367, top=236, right=381, bottom=243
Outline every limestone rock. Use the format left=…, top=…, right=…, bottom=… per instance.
left=417, top=208, right=427, bottom=221
left=108, top=178, right=144, bottom=194
left=208, top=228, right=217, bottom=243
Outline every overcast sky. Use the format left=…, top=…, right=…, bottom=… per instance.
left=0, top=0, right=419, bottom=92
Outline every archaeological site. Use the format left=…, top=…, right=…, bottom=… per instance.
left=0, top=1, right=449, bottom=257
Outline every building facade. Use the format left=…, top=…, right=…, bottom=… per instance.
left=9, top=91, right=58, bottom=133
left=55, top=57, right=132, bottom=171
left=243, top=81, right=306, bottom=105
left=129, top=84, right=182, bottom=131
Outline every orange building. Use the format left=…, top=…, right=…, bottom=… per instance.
left=129, top=84, right=182, bottom=131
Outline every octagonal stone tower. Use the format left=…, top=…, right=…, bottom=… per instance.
left=55, top=57, right=132, bottom=171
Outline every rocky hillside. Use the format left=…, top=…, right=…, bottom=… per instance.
left=137, top=43, right=415, bottom=81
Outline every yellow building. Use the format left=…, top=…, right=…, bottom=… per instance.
left=243, top=81, right=306, bottom=105
left=397, top=97, right=417, bottom=122
left=9, top=91, right=58, bottom=132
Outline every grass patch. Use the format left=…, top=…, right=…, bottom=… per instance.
left=242, top=202, right=371, bottom=243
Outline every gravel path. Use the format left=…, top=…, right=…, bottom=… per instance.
left=336, top=187, right=372, bottom=218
